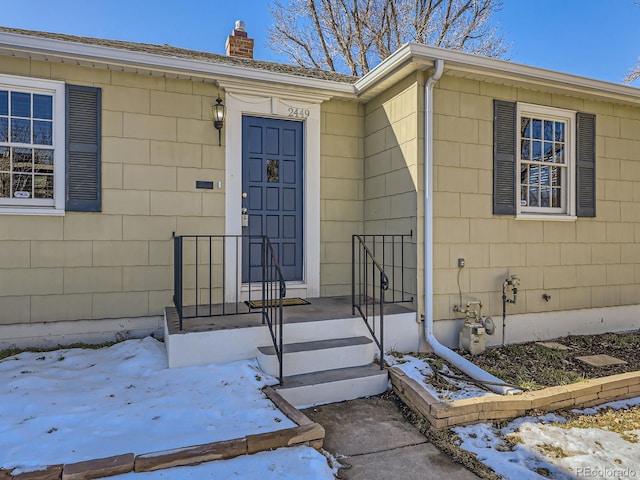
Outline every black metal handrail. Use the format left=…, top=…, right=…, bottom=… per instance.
left=262, top=236, right=286, bottom=383
left=356, top=232, right=414, bottom=304
left=352, top=235, right=389, bottom=370
left=351, top=232, right=413, bottom=370
left=173, top=234, right=286, bottom=383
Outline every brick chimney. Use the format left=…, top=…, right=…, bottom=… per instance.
left=225, top=20, right=254, bottom=59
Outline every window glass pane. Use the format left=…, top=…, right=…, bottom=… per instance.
left=11, top=118, right=31, bottom=143
left=520, top=185, right=528, bottom=206
left=33, top=120, right=53, bottom=145
left=521, top=117, right=531, bottom=138
left=0, top=147, right=8, bottom=171
left=551, top=167, right=561, bottom=186
left=520, top=164, right=529, bottom=185
left=555, top=122, right=565, bottom=142
left=529, top=165, right=539, bottom=185
left=544, top=120, right=554, bottom=141
left=12, top=174, right=32, bottom=198
left=33, top=94, right=52, bottom=120
left=0, top=117, right=7, bottom=142
left=541, top=187, right=550, bottom=207
left=520, top=139, right=530, bottom=160
left=34, top=149, right=54, bottom=173
left=552, top=188, right=561, bottom=208
left=33, top=175, right=53, bottom=198
left=0, top=172, right=9, bottom=197
left=11, top=92, right=31, bottom=117
left=543, top=141, right=554, bottom=161
left=267, top=159, right=279, bottom=183
left=532, top=140, right=542, bottom=160
left=529, top=186, right=539, bottom=207
left=554, top=145, right=564, bottom=164
left=13, top=148, right=33, bottom=172
left=0, top=91, right=7, bottom=115
left=541, top=166, right=551, bottom=186
left=532, top=119, right=542, bottom=139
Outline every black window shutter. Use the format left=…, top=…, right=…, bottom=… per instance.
left=493, top=100, right=517, bottom=215
left=576, top=112, right=596, bottom=217
left=66, top=84, right=101, bottom=212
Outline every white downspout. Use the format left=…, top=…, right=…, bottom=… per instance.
left=423, top=59, right=519, bottom=395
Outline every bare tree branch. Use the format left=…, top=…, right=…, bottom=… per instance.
left=268, top=0, right=508, bottom=75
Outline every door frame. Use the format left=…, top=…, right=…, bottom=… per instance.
left=222, top=89, right=323, bottom=301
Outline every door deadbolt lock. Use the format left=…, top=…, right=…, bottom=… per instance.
left=241, top=207, right=249, bottom=227
left=242, top=192, right=248, bottom=199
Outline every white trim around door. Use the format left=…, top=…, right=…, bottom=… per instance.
left=223, top=90, right=322, bottom=301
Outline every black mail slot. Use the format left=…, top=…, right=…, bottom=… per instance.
left=196, top=181, right=214, bottom=189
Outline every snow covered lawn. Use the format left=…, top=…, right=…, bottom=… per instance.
left=111, top=446, right=338, bottom=479
left=0, top=337, right=299, bottom=474
left=387, top=352, right=640, bottom=479
left=454, top=398, right=640, bottom=479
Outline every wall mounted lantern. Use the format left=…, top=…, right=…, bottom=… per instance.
left=212, top=95, right=225, bottom=146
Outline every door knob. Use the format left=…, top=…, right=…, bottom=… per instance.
left=242, top=192, right=248, bottom=199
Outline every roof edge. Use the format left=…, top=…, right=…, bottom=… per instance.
left=0, top=30, right=356, bottom=97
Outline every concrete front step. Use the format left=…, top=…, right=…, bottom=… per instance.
left=257, top=336, right=375, bottom=378
left=275, top=364, right=389, bottom=408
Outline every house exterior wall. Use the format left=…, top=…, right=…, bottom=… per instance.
left=363, top=73, right=420, bottom=308
left=431, top=74, right=640, bottom=328
left=319, top=99, right=365, bottom=297
left=0, top=56, right=366, bottom=327
left=0, top=57, right=224, bottom=325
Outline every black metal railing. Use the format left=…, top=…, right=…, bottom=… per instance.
left=351, top=232, right=414, bottom=370
left=173, top=234, right=286, bottom=383
left=355, top=232, right=414, bottom=304
left=261, top=236, right=286, bottom=384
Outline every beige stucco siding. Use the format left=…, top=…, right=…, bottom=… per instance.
left=0, top=58, right=224, bottom=324
left=363, top=74, right=420, bottom=308
left=431, top=74, right=640, bottom=322
left=319, top=100, right=365, bottom=297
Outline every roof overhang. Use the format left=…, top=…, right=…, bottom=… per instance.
left=0, top=30, right=356, bottom=99
left=356, top=43, right=640, bottom=106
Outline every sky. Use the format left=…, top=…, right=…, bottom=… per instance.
left=3, top=0, right=640, bottom=85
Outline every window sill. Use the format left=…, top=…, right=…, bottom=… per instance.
left=516, top=214, right=577, bottom=222
left=0, top=207, right=65, bottom=216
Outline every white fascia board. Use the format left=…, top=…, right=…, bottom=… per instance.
left=355, top=42, right=640, bottom=105
left=0, top=31, right=356, bottom=97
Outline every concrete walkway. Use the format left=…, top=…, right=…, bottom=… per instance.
left=303, top=397, right=479, bottom=480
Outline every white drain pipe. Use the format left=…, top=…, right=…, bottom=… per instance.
left=423, top=59, right=519, bottom=395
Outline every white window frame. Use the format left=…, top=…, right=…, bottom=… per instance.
left=516, top=103, right=576, bottom=221
left=0, top=74, right=65, bottom=215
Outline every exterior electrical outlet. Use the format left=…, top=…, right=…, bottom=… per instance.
left=458, top=258, right=465, bottom=268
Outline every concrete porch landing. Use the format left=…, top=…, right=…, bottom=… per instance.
left=166, top=296, right=413, bottom=335
left=164, top=296, right=418, bottom=407
left=164, top=296, right=419, bottom=369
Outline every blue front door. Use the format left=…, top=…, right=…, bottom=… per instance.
left=242, top=116, right=304, bottom=283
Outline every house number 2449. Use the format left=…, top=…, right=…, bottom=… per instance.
left=288, top=107, right=310, bottom=118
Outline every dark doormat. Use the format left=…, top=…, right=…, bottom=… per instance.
left=246, top=298, right=311, bottom=309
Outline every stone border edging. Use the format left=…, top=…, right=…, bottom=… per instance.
left=5, top=386, right=323, bottom=480
left=390, top=367, right=640, bottom=428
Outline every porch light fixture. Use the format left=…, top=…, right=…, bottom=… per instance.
left=212, top=95, right=225, bottom=146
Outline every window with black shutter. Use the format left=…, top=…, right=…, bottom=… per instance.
left=493, top=100, right=596, bottom=218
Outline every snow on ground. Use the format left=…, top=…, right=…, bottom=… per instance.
left=6, top=338, right=640, bottom=479
left=0, top=337, right=298, bottom=474
left=453, top=399, right=640, bottom=479
left=112, top=446, right=339, bottom=479
left=387, top=352, right=640, bottom=478
left=385, top=353, right=496, bottom=401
